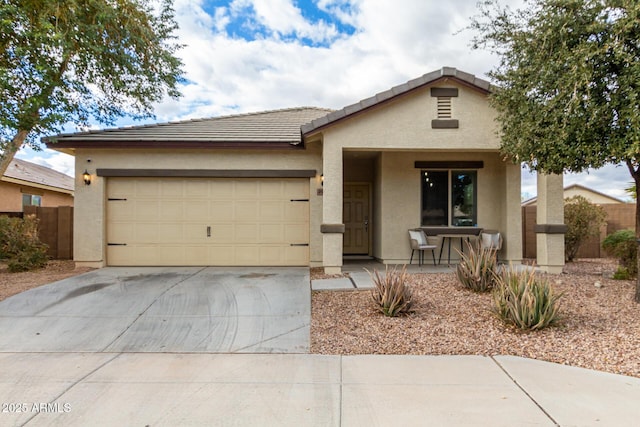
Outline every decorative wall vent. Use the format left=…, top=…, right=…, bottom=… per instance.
left=430, top=87, right=459, bottom=129
left=437, top=97, right=452, bottom=119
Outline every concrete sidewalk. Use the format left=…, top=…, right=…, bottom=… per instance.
left=1, top=353, right=638, bottom=426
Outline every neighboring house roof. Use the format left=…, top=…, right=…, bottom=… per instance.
left=522, top=183, right=626, bottom=206
left=2, top=158, right=74, bottom=194
left=44, top=107, right=334, bottom=153
left=301, top=67, right=493, bottom=135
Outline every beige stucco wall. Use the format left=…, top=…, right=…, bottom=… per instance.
left=316, top=82, right=521, bottom=267
left=315, top=83, right=499, bottom=151
left=375, top=151, right=515, bottom=263
left=73, top=147, right=322, bottom=267
left=0, top=180, right=74, bottom=212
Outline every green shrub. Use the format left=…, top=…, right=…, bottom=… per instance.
left=0, top=215, right=48, bottom=272
left=368, top=265, right=413, bottom=317
left=612, top=267, right=632, bottom=280
left=492, top=266, right=562, bottom=330
left=564, top=195, right=606, bottom=262
left=602, top=229, right=637, bottom=277
left=455, top=240, right=498, bottom=292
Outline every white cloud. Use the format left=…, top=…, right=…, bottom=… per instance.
left=24, top=0, right=632, bottom=200
left=16, top=148, right=75, bottom=177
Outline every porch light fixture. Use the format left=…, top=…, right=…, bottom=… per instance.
left=83, top=170, right=91, bottom=186
left=321, top=174, right=324, bottom=186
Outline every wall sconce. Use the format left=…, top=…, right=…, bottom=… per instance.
left=320, top=174, right=324, bottom=186
left=83, top=170, right=91, bottom=186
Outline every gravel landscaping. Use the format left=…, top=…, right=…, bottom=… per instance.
left=311, top=259, right=640, bottom=378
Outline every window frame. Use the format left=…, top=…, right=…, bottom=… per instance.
left=420, top=169, right=478, bottom=227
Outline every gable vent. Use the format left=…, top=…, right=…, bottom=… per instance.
left=437, top=97, right=452, bottom=119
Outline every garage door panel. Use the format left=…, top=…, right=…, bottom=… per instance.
left=137, top=201, right=160, bottom=220
left=235, top=201, right=259, bottom=221
left=186, top=200, right=210, bottom=221
left=107, top=178, right=309, bottom=266
left=235, top=224, right=258, bottom=243
left=235, top=181, right=259, bottom=198
left=285, top=224, right=308, bottom=242
left=160, top=201, right=184, bottom=219
left=260, top=201, right=284, bottom=221
left=107, top=223, right=134, bottom=242
left=135, top=224, right=161, bottom=243
left=210, top=203, right=233, bottom=221
left=259, top=224, right=283, bottom=243
left=135, top=180, right=160, bottom=197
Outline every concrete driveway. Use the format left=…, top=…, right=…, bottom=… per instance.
left=0, top=267, right=310, bottom=353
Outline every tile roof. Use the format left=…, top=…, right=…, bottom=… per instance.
left=3, top=158, right=74, bottom=192
left=45, top=107, right=334, bottom=148
left=301, top=67, right=493, bottom=135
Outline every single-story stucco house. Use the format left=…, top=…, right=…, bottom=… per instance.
left=522, top=183, right=627, bottom=206
left=44, top=67, right=567, bottom=273
left=0, top=158, right=74, bottom=212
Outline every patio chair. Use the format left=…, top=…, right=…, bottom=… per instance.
left=408, top=229, right=437, bottom=266
left=480, top=230, right=503, bottom=259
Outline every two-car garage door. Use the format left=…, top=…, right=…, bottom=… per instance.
left=106, top=178, right=309, bottom=266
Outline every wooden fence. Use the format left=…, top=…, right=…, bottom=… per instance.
left=522, top=203, right=635, bottom=259
left=1, top=206, right=74, bottom=260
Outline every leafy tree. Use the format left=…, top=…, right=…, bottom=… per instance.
left=564, top=195, right=606, bottom=261
left=470, top=0, right=640, bottom=301
left=0, top=0, right=184, bottom=175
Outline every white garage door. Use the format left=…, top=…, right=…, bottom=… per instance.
left=106, top=178, right=309, bottom=266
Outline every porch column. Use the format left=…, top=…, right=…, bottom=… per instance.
left=503, top=162, right=522, bottom=263
left=321, top=144, right=344, bottom=274
left=536, top=173, right=566, bottom=273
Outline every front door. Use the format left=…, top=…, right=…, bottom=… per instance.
left=343, top=183, right=370, bottom=255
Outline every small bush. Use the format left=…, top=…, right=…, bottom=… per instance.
left=368, top=265, right=413, bottom=317
left=602, top=229, right=637, bottom=277
left=455, top=240, right=498, bottom=292
left=564, top=196, right=606, bottom=261
left=492, top=266, right=562, bottom=330
left=612, top=267, right=632, bottom=280
left=0, top=215, right=48, bottom=272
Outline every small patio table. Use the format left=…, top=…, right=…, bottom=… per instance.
left=437, top=234, right=478, bottom=265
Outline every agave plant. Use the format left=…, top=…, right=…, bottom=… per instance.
left=492, top=265, right=562, bottom=330
left=368, top=265, right=413, bottom=317
left=455, top=240, right=498, bottom=292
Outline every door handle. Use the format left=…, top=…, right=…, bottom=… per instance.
left=364, top=220, right=369, bottom=232
left=207, top=226, right=211, bottom=237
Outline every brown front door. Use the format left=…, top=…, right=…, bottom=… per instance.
left=343, top=183, right=370, bottom=255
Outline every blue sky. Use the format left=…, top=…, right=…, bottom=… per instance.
left=16, top=0, right=633, bottom=201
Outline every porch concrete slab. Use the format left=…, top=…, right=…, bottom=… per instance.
left=311, top=277, right=354, bottom=290
left=494, top=355, right=640, bottom=427
left=341, top=355, right=555, bottom=427
left=348, top=271, right=374, bottom=289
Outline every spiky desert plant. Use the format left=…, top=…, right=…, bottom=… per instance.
left=492, top=265, right=562, bottom=330
left=455, top=240, right=498, bottom=292
left=368, top=265, right=413, bottom=317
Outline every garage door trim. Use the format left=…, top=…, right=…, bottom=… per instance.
left=97, top=169, right=317, bottom=178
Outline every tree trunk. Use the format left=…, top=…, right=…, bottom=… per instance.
left=634, top=171, right=640, bottom=303
left=0, top=130, right=30, bottom=177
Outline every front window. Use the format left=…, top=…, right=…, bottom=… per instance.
left=421, top=170, right=477, bottom=226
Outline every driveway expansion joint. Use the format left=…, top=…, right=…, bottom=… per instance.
left=490, top=355, right=560, bottom=427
